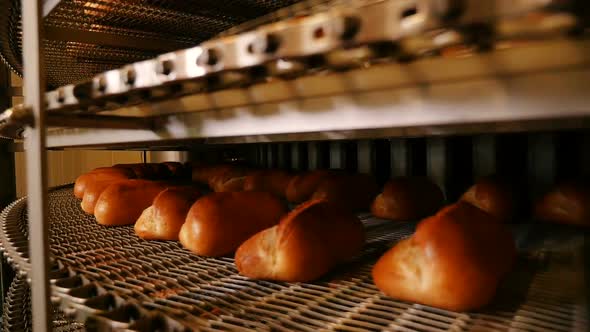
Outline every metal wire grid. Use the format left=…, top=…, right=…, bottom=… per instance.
left=0, top=0, right=303, bottom=87
left=1, top=187, right=588, bottom=331
left=2, top=274, right=85, bottom=332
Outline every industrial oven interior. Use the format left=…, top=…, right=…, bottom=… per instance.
left=0, top=0, right=588, bottom=331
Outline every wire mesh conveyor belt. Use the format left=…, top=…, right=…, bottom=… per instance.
left=0, top=186, right=588, bottom=331
left=0, top=0, right=304, bottom=87
left=2, top=274, right=85, bottom=332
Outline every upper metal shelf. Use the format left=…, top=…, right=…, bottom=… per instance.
left=0, top=0, right=303, bottom=87
left=3, top=0, right=590, bottom=148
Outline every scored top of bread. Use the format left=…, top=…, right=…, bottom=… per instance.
left=371, top=176, right=445, bottom=221
left=135, top=186, right=201, bottom=241
left=461, top=175, right=518, bottom=222
left=179, top=191, right=287, bottom=257
left=285, top=170, right=337, bottom=203
left=534, top=180, right=590, bottom=226
left=243, top=169, right=294, bottom=197
left=372, top=202, right=516, bottom=311
left=235, top=199, right=365, bottom=282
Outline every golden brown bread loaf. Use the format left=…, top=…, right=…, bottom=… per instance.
left=135, top=187, right=201, bottom=240
left=191, top=164, right=235, bottom=185
left=461, top=175, right=517, bottom=222
left=208, top=166, right=253, bottom=192
left=81, top=178, right=127, bottom=214
left=285, top=170, right=335, bottom=203
left=94, top=180, right=172, bottom=226
left=534, top=180, right=590, bottom=227
left=311, top=173, right=379, bottom=212
left=179, top=192, right=287, bottom=257
left=74, top=167, right=135, bottom=199
left=243, top=169, right=294, bottom=197
left=372, top=202, right=516, bottom=311
left=235, top=199, right=365, bottom=282
left=371, top=177, right=445, bottom=221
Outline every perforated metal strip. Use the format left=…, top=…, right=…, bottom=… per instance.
left=1, top=187, right=588, bottom=331
left=0, top=0, right=304, bottom=87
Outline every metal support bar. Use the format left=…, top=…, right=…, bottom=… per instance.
left=23, top=0, right=51, bottom=331
left=357, top=140, right=373, bottom=174
left=427, top=138, right=447, bottom=198
left=0, top=108, right=155, bottom=139
left=291, top=143, right=301, bottom=170
left=44, top=26, right=188, bottom=52
left=267, top=144, right=274, bottom=168
left=473, top=135, right=496, bottom=179
left=329, top=141, right=345, bottom=169
left=277, top=144, right=288, bottom=169
left=0, top=53, right=16, bottom=321
left=308, top=142, right=319, bottom=170
left=390, top=139, right=408, bottom=177
left=527, top=133, right=555, bottom=199
left=46, top=114, right=154, bottom=130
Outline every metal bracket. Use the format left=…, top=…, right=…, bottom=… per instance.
left=0, top=105, right=154, bottom=139
left=0, top=105, right=34, bottom=139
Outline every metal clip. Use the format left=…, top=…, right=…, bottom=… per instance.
left=0, top=104, right=34, bottom=139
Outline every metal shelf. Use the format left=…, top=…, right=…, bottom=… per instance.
left=0, top=187, right=588, bottom=331
left=42, top=39, right=590, bottom=148
left=0, top=0, right=303, bottom=87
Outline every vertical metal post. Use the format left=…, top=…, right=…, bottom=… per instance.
left=259, top=145, right=267, bottom=168
left=357, top=140, right=373, bottom=174
left=527, top=133, right=555, bottom=199
left=0, top=67, right=16, bottom=208
left=390, top=139, right=408, bottom=177
left=329, top=141, right=345, bottom=169
left=582, top=133, right=590, bottom=178
left=267, top=144, right=274, bottom=168
left=427, top=138, right=447, bottom=198
left=472, top=135, right=496, bottom=179
left=0, top=55, right=16, bottom=320
left=23, top=0, right=51, bottom=331
left=291, top=143, right=300, bottom=170
left=277, top=144, right=287, bottom=169
left=308, top=142, right=319, bottom=170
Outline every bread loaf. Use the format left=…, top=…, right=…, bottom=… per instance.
left=311, top=173, right=379, bottom=212
left=162, top=162, right=190, bottom=179
left=74, top=167, right=135, bottom=199
left=113, top=163, right=170, bottom=179
left=209, top=166, right=256, bottom=192
left=192, top=164, right=235, bottom=185
left=179, top=192, right=286, bottom=257
left=371, top=177, right=445, bottom=221
left=81, top=178, right=127, bottom=214
left=534, top=180, right=590, bottom=227
left=243, top=170, right=294, bottom=197
left=94, top=180, right=171, bottom=226
left=285, top=170, right=336, bottom=203
left=235, top=199, right=365, bottom=282
left=372, top=202, right=516, bottom=311
left=461, top=175, right=517, bottom=222
left=135, top=187, right=201, bottom=240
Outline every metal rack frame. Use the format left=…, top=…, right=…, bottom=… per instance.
left=10, top=1, right=590, bottom=331
left=22, top=1, right=51, bottom=330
